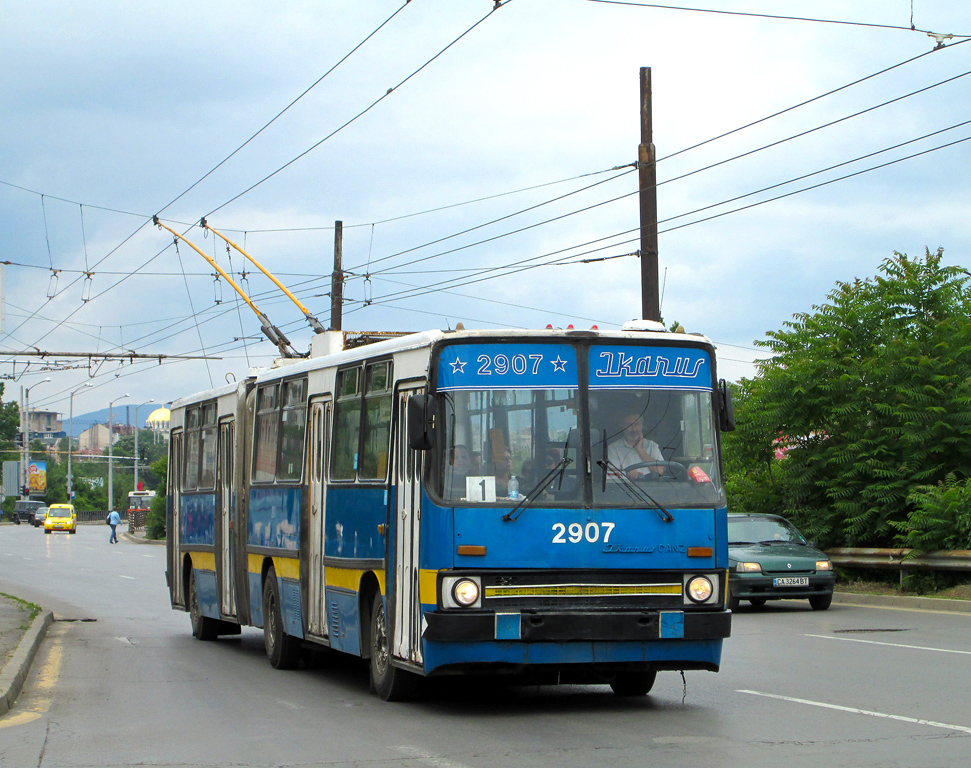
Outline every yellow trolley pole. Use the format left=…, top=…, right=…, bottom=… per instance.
left=200, top=218, right=326, bottom=334
left=153, top=216, right=299, bottom=358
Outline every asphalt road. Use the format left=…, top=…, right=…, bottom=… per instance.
left=1, top=524, right=970, bottom=768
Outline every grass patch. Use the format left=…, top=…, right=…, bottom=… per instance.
left=1, top=592, right=41, bottom=629
left=836, top=574, right=971, bottom=601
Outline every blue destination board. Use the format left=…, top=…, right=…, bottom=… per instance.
left=438, top=344, right=578, bottom=391
left=589, top=345, right=711, bottom=390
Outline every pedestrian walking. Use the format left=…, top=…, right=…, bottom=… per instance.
left=108, top=509, right=121, bottom=544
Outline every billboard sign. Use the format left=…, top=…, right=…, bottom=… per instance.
left=27, top=461, right=47, bottom=493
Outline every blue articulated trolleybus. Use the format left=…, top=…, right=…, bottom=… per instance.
left=166, top=322, right=735, bottom=700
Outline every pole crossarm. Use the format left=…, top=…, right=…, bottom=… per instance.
left=201, top=219, right=326, bottom=334
left=153, top=216, right=300, bottom=358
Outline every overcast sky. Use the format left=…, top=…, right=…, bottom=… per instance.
left=2, top=0, right=970, bottom=421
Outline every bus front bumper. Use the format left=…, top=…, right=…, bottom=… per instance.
left=423, top=609, right=731, bottom=643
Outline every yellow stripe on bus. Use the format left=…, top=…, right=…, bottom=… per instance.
left=325, top=567, right=385, bottom=595
left=191, top=552, right=216, bottom=571
left=419, top=569, right=439, bottom=604
left=244, top=553, right=299, bottom=580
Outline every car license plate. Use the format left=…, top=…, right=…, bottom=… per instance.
left=773, top=576, right=809, bottom=587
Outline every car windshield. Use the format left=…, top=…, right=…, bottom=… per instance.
left=729, top=517, right=807, bottom=545
left=49, top=508, right=72, bottom=519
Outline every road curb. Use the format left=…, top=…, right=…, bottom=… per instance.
left=834, top=591, right=971, bottom=613
left=0, top=609, right=53, bottom=717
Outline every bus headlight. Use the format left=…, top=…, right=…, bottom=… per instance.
left=685, top=575, right=714, bottom=604
left=442, top=575, right=482, bottom=609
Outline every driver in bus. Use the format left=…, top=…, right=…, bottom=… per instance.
left=608, top=411, right=664, bottom=479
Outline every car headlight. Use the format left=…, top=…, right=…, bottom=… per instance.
left=737, top=562, right=762, bottom=573
left=685, top=575, right=714, bottom=604
left=816, top=560, right=833, bottom=571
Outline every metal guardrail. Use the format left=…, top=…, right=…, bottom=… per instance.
left=826, top=548, right=971, bottom=586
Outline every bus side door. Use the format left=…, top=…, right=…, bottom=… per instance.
left=393, top=386, right=424, bottom=664
left=307, top=397, right=331, bottom=639
left=218, top=419, right=236, bottom=618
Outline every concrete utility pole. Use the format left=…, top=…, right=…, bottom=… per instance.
left=21, top=378, right=51, bottom=499
left=331, top=220, right=343, bottom=331
left=134, top=400, right=154, bottom=491
left=638, top=66, right=661, bottom=323
left=68, top=383, right=93, bottom=502
left=108, top=394, right=129, bottom=513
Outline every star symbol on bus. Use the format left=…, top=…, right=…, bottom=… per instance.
left=550, top=356, right=568, bottom=372
left=450, top=359, right=466, bottom=373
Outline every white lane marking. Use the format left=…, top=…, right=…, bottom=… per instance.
left=738, top=690, right=971, bottom=735
left=119, top=575, right=135, bottom=580
left=805, top=633, right=971, bottom=655
left=393, top=745, right=475, bottom=768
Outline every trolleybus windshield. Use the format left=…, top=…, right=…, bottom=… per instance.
left=434, top=341, right=724, bottom=508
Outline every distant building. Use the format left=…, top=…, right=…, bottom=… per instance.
left=78, top=423, right=111, bottom=454
left=146, top=406, right=170, bottom=437
left=27, top=409, right=65, bottom=447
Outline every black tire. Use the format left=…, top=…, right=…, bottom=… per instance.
left=610, top=669, right=657, bottom=696
left=44, top=529, right=51, bottom=534
left=369, top=596, right=417, bottom=701
left=809, top=593, right=833, bottom=611
left=749, top=597, right=766, bottom=607
left=69, top=529, right=76, bottom=535
left=727, top=591, right=740, bottom=611
left=189, top=569, right=219, bottom=641
left=13, top=515, right=20, bottom=525
left=263, top=568, right=301, bottom=669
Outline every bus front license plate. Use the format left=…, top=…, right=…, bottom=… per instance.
left=773, top=577, right=809, bottom=587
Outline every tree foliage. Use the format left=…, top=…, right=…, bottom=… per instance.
left=723, top=249, right=971, bottom=548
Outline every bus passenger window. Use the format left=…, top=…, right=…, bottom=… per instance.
left=278, top=379, right=307, bottom=482
left=332, top=367, right=362, bottom=481
left=253, top=384, right=279, bottom=483
left=360, top=361, right=392, bottom=481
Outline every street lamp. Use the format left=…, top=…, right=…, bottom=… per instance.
left=67, top=383, right=94, bottom=502
left=21, top=377, right=51, bottom=499
left=108, top=394, right=129, bottom=514
left=134, top=399, right=154, bottom=491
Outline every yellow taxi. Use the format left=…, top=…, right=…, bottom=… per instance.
left=44, top=503, right=77, bottom=534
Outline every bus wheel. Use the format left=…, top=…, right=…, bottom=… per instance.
left=189, top=569, right=218, bottom=641
left=369, top=596, right=417, bottom=701
left=610, top=669, right=657, bottom=696
left=263, top=567, right=301, bottom=669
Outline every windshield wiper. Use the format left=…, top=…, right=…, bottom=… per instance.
left=503, top=457, right=572, bottom=522
left=597, top=459, right=674, bottom=523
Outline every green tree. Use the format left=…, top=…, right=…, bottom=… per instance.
left=724, top=249, right=971, bottom=548
left=145, top=456, right=167, bottom=540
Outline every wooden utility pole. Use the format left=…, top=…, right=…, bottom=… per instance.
left=330, top=220, right=343, bottom=331
left=638, top=67, right=661, bottom=322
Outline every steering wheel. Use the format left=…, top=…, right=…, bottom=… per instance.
left=623, top=460, right=688, bottom=482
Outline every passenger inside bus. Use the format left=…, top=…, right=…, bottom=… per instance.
left=607, top=411, right=665, bottom=479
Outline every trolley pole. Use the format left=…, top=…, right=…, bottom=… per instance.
left=331, top=220, right=343, bottom=332
left=638, top=67, right=661, bottom=323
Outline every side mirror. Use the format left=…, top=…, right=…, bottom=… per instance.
left=407, top=394, right=435, bottom=450
left=718, top=379, right=736, bottom=432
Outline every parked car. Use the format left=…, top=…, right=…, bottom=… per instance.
left=31, top=506, right=49, bottom=527
left=727, top=513, right=835, bottom=611
left=11, top=499, right=45, bottom=525
left=44, top=503, right=77, bottom=534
